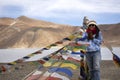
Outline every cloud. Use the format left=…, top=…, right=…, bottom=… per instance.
left=0, top=0, right=120, bottom=25
left=0, top=0, right=120, bottom=18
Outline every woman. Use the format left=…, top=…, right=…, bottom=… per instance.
left=77, top=20, right=103, bottom=80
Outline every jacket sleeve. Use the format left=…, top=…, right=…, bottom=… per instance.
left=93, top=32, right=103, bottom=45
left=75, top=32, right=87, bottom=42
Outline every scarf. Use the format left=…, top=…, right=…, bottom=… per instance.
left=86, top=28, right=97, bottom=35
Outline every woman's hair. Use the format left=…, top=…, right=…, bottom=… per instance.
left=95, top=25, right=100, bottom=38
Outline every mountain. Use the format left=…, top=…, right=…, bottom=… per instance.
left=0, top=16, right=78, bottom=48
left=99, top=23, right=120, bottom=46
left=0, top=16, right=120, bottom=48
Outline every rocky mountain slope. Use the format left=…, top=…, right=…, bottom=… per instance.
left=0, top=16, right=78, bottom=48
left=99, top=23, right=120, bottom=46
left=0, top=16, right=120, bottom=48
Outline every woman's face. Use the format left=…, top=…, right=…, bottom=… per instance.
left=88, top=24, right=96, bottom=30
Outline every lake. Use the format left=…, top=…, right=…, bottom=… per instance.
left=0, top=47, right=120, bottom=63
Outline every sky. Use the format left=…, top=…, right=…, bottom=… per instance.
left=0, top=0, right=120, bottom=26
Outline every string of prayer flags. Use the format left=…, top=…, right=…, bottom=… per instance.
left=1, top=29, right=85, bottom=80
left=23, top=41, right=87, bottom=80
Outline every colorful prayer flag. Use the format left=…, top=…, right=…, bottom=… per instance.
left=50, top=72, right=70, bottom=80
left=48, top=67, right=73, bottom=77
left=113, top=54, right=120, bottom=67
left=60, top=63, right=78, bottom=70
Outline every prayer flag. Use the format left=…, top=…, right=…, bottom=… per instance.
left=113, top=54, right=120, bottom=67
left=50, top=72, right=70, bottom=80
left=60, top=63, right=78, bottom=70
left=48, top=67, right=73, bottom=77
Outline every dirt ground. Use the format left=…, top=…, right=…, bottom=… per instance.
left=0, top=60, right=120, bottom=80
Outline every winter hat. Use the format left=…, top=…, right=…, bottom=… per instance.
left=87, top=20, right=97, bottom=27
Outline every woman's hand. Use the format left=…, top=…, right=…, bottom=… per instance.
left=88, top=31, right=94, bottom=40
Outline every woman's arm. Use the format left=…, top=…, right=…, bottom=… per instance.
left=75, top=32, right=87, bottom=42
left=93, top=32, right=103, bottom=45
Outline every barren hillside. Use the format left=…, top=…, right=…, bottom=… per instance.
left=0, top=16, right=120, bottom=48
left=0, top=16, right=78, bottom=48
left=99, top=23, right=120, bottom=46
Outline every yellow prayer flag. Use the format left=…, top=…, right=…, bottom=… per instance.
left=10, top=62, right=17, bottom=65
left=43, top=61, right=52, bottom=67
left=60, top=63, right=78, bottom=70
left=46, top=46, right=51, bottom=49
left=28, top=54, right=34, bottom=57
left=73, top=47, right=86, bottom=52
left=52, top=62, right=62, bottom=67
left=68, top=35, right=76, bottom=40
left=72, top=48, right=80, bottom=52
